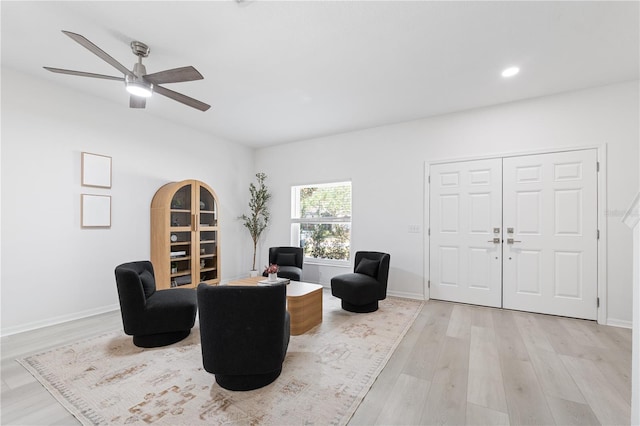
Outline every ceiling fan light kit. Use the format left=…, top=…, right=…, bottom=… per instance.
left=44, top=30, right=210, bottom=111
left=126, top=59, right=153, bottom=97
left=125, top=78, right=153, bottom=98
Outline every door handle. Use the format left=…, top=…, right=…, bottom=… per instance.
left=507, top=238, right=521, bottom=244
left=487, top=238, right=501, bottom=244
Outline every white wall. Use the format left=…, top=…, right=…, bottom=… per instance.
left=632, top=152, right=640, bottom=424
left=1, top=68, right=255, bottom=335
left=255, top=80, right=639, bottom=325
left=631, top=211, right=640, bottom=425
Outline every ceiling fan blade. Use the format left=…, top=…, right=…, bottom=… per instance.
left=130, top=96, right=146, bottom=109
left=144, top=66, right=204, bottom=85
left=61, top=30, right=134, bottom=78
left=44, top=67, right=124, bottom=81
left=154, top=85, right=211, bottom=111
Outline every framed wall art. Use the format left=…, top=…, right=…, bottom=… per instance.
left=81, top=152, right=112, bottom=188
left=81, top=194, right=111, bottom=228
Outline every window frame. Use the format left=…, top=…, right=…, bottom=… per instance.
left=290, top=180, right=352, bottom=266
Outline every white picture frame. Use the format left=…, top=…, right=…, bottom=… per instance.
left=82, top=152, right=112, bottom=188
left=81, top=194, right=111, bottom=228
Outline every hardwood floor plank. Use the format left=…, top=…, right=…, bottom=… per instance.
left=512, top=311, right=555, bottom=352
left=525, top=346, right=586, bottom=404
left=592, top=351, right=632, bottom=403
left=1, top=379, right=79, bottom=425
left=420, top=336, right=470, bottom=425
left=401, top=301, right=452, bottom=380
left=562, top=318, right=609, bottom=349
left=470, top=305, right=494, bottom=329
left=446, top=304, right=473, bottom=340
left=533, top=314, right=602, bottom=361
left=500, top=357, right=556, bottom=425
left=534, top=314, right=632, bottom=405
left=375, top=373, right=431, bottom=425
left=608, top=325, right=633, bottom=353
left=467, top=325, right=508, bottom=413
left=559, top=354, right=631, bottom=426
left=1, top=359, right=38, bottom=390
left=492, top=309, right=530, bottom=362
left=466, top=402, right=510, bottom=426
left=545, top=396, right=600, bottom=426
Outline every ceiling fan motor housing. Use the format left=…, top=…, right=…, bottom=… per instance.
left=130, top=41, right=150, bottom=58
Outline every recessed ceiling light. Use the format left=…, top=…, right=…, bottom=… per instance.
left=501, top=67, right=520, bottom=78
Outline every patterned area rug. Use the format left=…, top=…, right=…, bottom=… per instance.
left=18, top=292, right=423, bottom=425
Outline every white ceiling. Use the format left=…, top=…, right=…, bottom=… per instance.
left=2, top=1, right=638, bottom=148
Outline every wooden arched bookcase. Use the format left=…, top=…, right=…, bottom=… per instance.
left=151, top=179, right=219, bottom=289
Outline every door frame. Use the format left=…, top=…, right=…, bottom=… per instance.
left=424, top=144, right=608, bottom=324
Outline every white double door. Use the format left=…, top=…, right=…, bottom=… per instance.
left=429, top=149, right=598, bottom=320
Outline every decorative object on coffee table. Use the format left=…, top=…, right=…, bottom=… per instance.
left=264, top=263, right=279, bottom=281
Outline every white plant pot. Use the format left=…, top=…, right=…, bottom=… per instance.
left=268, top=273, right=278, bottom=282
left=249, top=270, right=259, bottom=278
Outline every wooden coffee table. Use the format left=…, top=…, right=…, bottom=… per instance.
left=225, top=277, right=323, bottom=335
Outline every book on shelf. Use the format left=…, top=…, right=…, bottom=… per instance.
left=174, top=276, right=192, bottom=286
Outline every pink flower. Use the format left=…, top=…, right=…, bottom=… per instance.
left=264, top=264, right=279, bottom=274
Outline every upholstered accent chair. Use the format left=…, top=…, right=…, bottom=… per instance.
left=263, top=246, right=303, bottom=281
left=330, top=251, right=391, bottom=313
left=114, top=261, right=197, bottom=348
left=197, top=283, right=291, bottom=391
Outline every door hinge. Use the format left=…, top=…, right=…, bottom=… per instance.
left=428, top=175, right=431, bottom=184
left=597, top=229, right=600, bottom=240
left=428, top=280, right=431, bottom=289
left=596, top=161, right=600, bottom=172
left=428, top=228, right=431, bottom=236
left=597, top=297, right=600, bottom=308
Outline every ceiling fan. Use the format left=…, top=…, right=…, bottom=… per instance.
left=44, top=30, right=210, bottom=111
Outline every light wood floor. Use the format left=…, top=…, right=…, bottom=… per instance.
left=1, top=299, right=632, bottom=425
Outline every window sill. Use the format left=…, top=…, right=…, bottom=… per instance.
left=303, top=259, right=351, bottom=268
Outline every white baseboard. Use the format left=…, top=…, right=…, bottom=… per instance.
left=606, top=317, right=632, bottom=329
left=387, top=290, right=425, bottom=300
left=1, top=304, right=120, bottom=337
left=318, top=285, right=425, bottom=301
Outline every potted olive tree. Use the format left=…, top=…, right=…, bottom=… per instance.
left=240, top=172, right=271, bottom=275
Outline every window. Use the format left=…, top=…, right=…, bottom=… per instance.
left=291, top=181, right=352, bottom=264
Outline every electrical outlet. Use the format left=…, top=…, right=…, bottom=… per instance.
left=408, top=225, right=420, bottom=233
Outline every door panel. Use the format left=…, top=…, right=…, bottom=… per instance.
left=429, top=159, right=503, bottom=307
left=502, top=150, right=597, bottom=319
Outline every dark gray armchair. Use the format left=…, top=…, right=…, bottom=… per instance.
left=263, top=246, right=303, bottom=281
left=197, top=283, right=290, bottom=391
left=330, top=251, right=390, bottom=313
left=114, top=261, right=197, bottom=348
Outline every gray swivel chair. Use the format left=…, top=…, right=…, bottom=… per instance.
left=114, top=261, right=197, bottom=348
left=263, top=246, right=304, bottom=281
left=197, top=283, right=290, bottom=391
left=330, top=251, right=390, bottom=313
